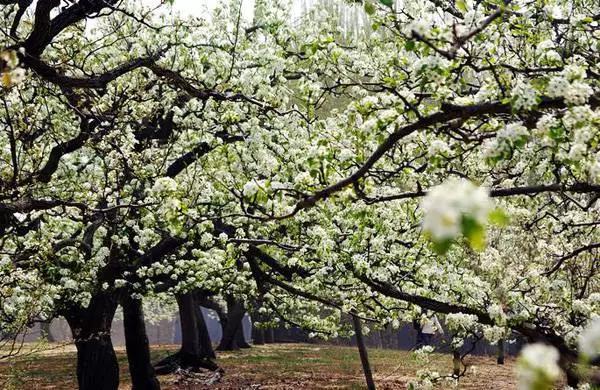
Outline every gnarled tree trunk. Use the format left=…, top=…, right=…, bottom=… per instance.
left=154, top=291, right=219, bottom=374
left=216, top=297, right=248, bottom=351
left=65, top=292, right=120, bottom=390
left=122, top=295, right=160, bottom=390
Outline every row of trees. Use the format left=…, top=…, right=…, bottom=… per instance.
left=0, top=0, right=598, bottom=389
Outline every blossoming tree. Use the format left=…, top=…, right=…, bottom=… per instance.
left=0, top=0, right=599, bottom=389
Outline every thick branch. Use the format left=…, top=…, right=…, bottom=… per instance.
left=21, top=54, right=160, bottom=89
left=545, top=243, right=600, bottom=276
left=284, top=95, right=599, bottom=218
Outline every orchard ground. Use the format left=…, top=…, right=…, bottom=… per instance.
left=0, top=343, right=519, bottom=389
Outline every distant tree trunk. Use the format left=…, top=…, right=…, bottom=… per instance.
left=122, top=295, right=160, bottom=390
left=154, top=292, right=219, bottom=374
left=265, top=327, right=275, bottom=343
left=352, top=315, right=376, bottom=390
left=65, top=292, right=120, bottom=390
left=217, top=297, right=248, bottom=351
left=235, top=321, right=251, bottom=348
left=453, top=349, right=461, bottom=376
left=253, top=326, right=265, bottom=345
left=197, top=294, right=227, bottom=327
left=496, top=339, right=505, bottom=365
left=40, top=321, right=55, bottom=342
left=565, top=364, right=579, bottom=388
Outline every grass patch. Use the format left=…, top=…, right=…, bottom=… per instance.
left=0, top=343, right=518, bottom=389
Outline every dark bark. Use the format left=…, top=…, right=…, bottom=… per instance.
left=352, top=315, right=376, bottom=390
left=196, top=293, right=227, bottom=332
left=65, top=293, right=120, bottom=390
left=122, top=295, right=160, bottom=390
left=235, top=322, right=251, bottom=349
left=154, top=292, right=219, bottom=375
left=265, top=327, right=275, bottom=343
left=252, top=326, right=265, bottom=345
left=193, top=293, right=217, bottom=359
left=216, top=297, right=247, bottom=351
left=496, top=339, right=505, bottom=365
left=565, top=365, right=579, bottom=388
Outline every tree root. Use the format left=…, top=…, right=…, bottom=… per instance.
left=154, top=351, right=222, bottom=375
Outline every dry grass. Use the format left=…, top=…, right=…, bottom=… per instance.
left=0, top=343, right=518, bottom=389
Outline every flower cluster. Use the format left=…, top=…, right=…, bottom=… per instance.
left=578, top=317, right=600, bottom=360
left=511, top=80, right=538, bottom=111
left=546, top=66, right=594, bottom=105
left=483, top=122, right=529, bottom=164
left=517, top=344, right=561, bottom=390
left=420, top=178, right=493, bottom=252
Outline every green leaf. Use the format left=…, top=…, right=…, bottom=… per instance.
left=488, top=208, right=509, bottom=226
left=432, top=238, right=453, bottom=255
left=455, top=0, right=467, bottom=13
left=379, top=0, right=394, bottom=8
left=364, top=1, right=376, bottom=15
left=461, top=216, right=487, bottom=251
left=404, top=40, right=416, bottom=51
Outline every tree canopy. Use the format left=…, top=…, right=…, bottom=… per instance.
left=0, top=0, right=598, bottom=388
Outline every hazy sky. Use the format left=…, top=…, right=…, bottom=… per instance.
left=158, top=0, right=313, bottom=21
left=159, top=0, right=257, bottom=19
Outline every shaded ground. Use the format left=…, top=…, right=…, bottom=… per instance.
left=0, top=343, right=518, bottom=389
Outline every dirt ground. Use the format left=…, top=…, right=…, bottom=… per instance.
left=0, top=343, right=519, bottom=389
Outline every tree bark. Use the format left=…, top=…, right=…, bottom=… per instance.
left=253, top=326, right=265, bottom=345
left=265, top=327, right=275, bottom=343
left=154, top=292, right=219, bottom=374
left=65, top=293, right=120, bottom=390
left=216, top=297, right=248, bottom=351
left=496, top=339, right=505, bottom=365
left=565, top=364, right=579, bottom=388
left=193, top=292, right=217, bottom=359
left=122, top=295, right=160, bottom=390
left=352, top=315, right=376, bottom=390
left=453, top=349, right=461, bottom=376
left=235, top=318, right=251, bottom=349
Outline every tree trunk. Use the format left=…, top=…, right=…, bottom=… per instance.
left=217, top=297, right=247, bottom=351
left=565, top=364, right=579, bottom=388
left=453, top=349, right=461, bottom=377
left=154, top=292, right=219, bottom=374
left=496, top=339, right=505, bottom=365
left=235, top=323, right=250, bottom=348
left=40, top=321, right=55, bottom=342
left=193, top=293, right=216, bottom=359
left=265, top=327, right=275, bottom=343
left=253, top=326, right=265, bottom=345
left=352, top=315, right=376, bottom=390
left=66, top=292, right=120, bottom=390
left=122, top=295, right=160, bottom=390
